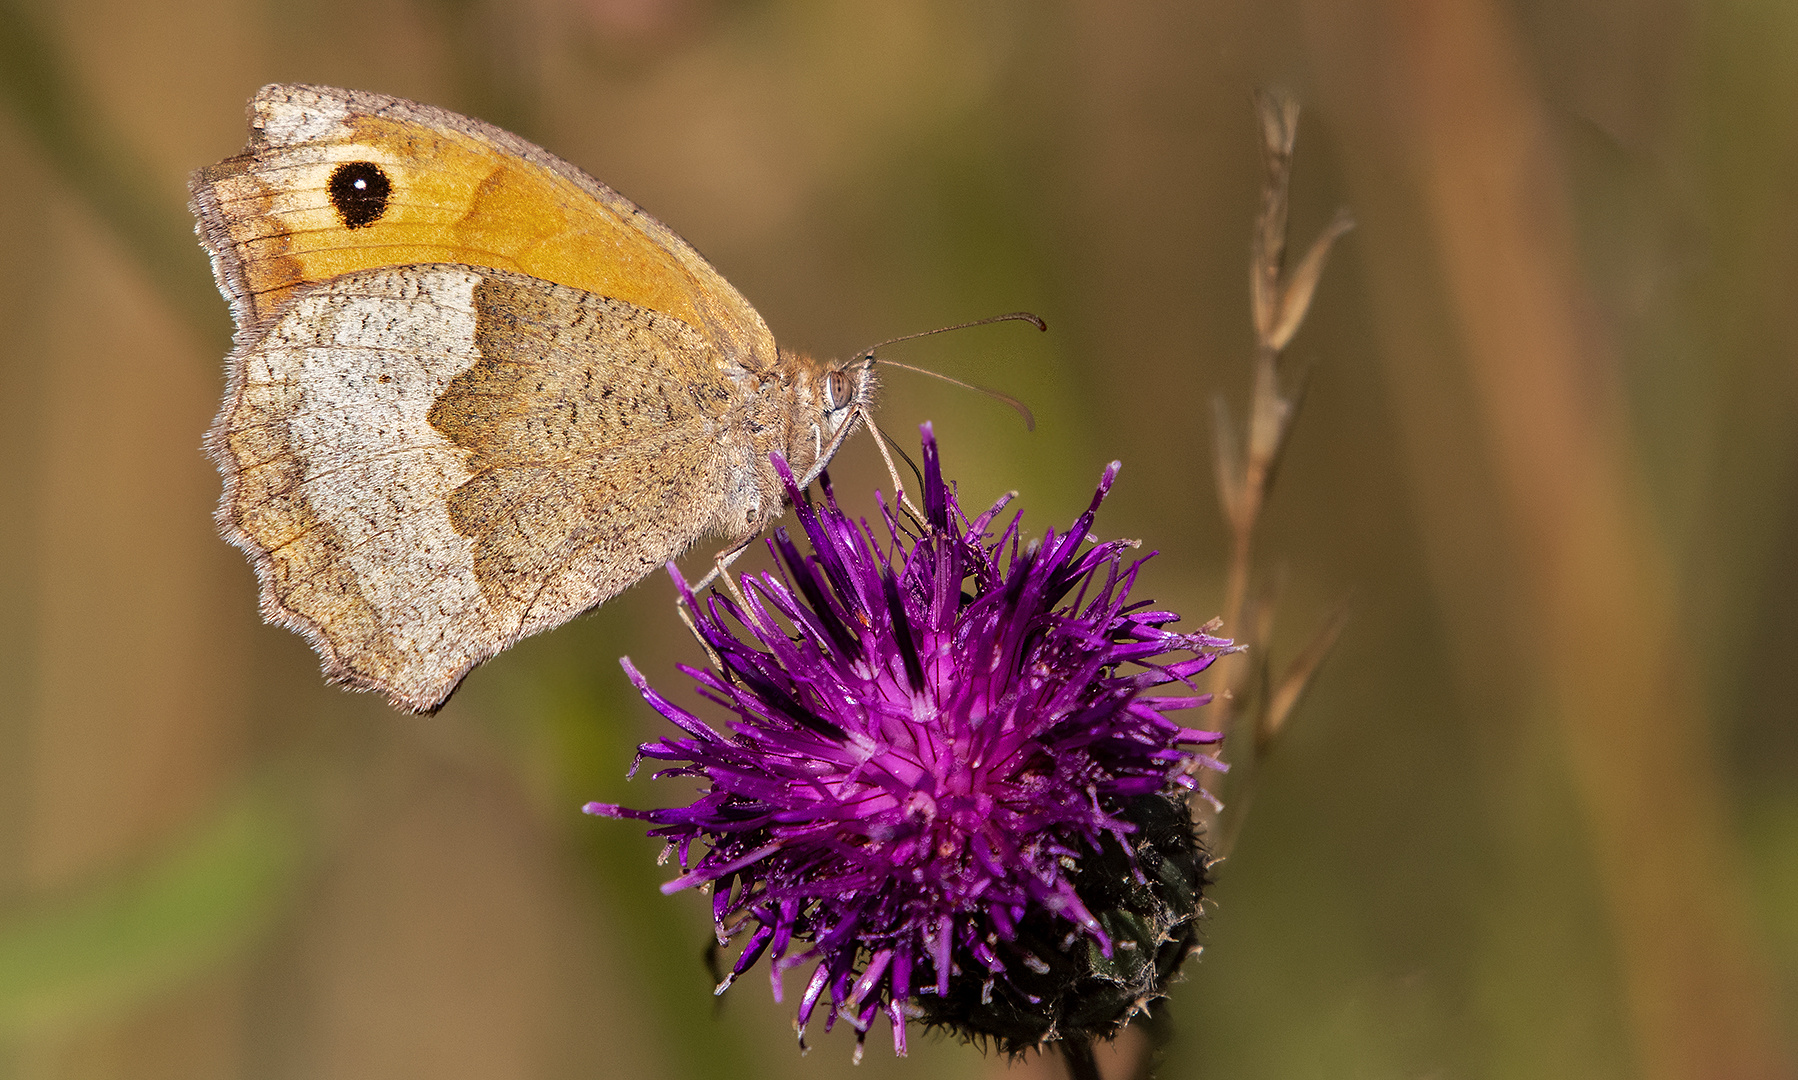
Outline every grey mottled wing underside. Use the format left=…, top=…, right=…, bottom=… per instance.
left=208, top=263, right=742, bottom=712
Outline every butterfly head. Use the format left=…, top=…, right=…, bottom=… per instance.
left=788, top=350, right=879, bottom=487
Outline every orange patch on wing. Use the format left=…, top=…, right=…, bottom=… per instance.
left=232, top=115, right=704, bottom=327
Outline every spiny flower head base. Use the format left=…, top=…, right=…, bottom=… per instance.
left=587, top=426, right=1230, bottom=1058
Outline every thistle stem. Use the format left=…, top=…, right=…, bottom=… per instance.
left=1062, top=1039, right=1104, bottom=1080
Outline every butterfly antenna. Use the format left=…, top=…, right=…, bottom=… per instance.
left=859, top=311, right=1047, bottom=353
left=858, top=311, right=1045, bottom=432
left=876, top=358, right=1035, bottom=431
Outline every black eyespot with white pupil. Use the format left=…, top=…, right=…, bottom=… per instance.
left=826, top=369, right=852, bottom=409
left=328, top=161, right=392, bottom=229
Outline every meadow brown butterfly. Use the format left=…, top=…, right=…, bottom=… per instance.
left=193, top=84, right=879, bottom=713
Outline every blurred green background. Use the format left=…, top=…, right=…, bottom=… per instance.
left=1, top=0, right=1794, bottom=1078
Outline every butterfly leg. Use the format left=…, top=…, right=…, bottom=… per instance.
left=674, top=535, right=757, bottom=666
left=866, top=421, right=929, bottom=526
left=687, top=534, right=757, bottom=610
left=676, top=602, right=724, bottom=670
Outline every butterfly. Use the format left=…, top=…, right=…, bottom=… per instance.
left=193, top=84, right=877, bottom=713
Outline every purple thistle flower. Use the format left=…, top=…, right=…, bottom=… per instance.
left=587, top=425, right=1231, bottom=1059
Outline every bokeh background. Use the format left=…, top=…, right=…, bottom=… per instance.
left=2, top=1, right=1795, bottom=1078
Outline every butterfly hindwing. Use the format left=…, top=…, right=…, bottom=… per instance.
left=210, top=264, right=743, bottom=712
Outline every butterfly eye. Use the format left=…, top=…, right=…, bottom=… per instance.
left=826, top=369, right=852, bottom=409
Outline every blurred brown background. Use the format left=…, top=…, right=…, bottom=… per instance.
left=1, top=1, right=1794, bottom=1078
